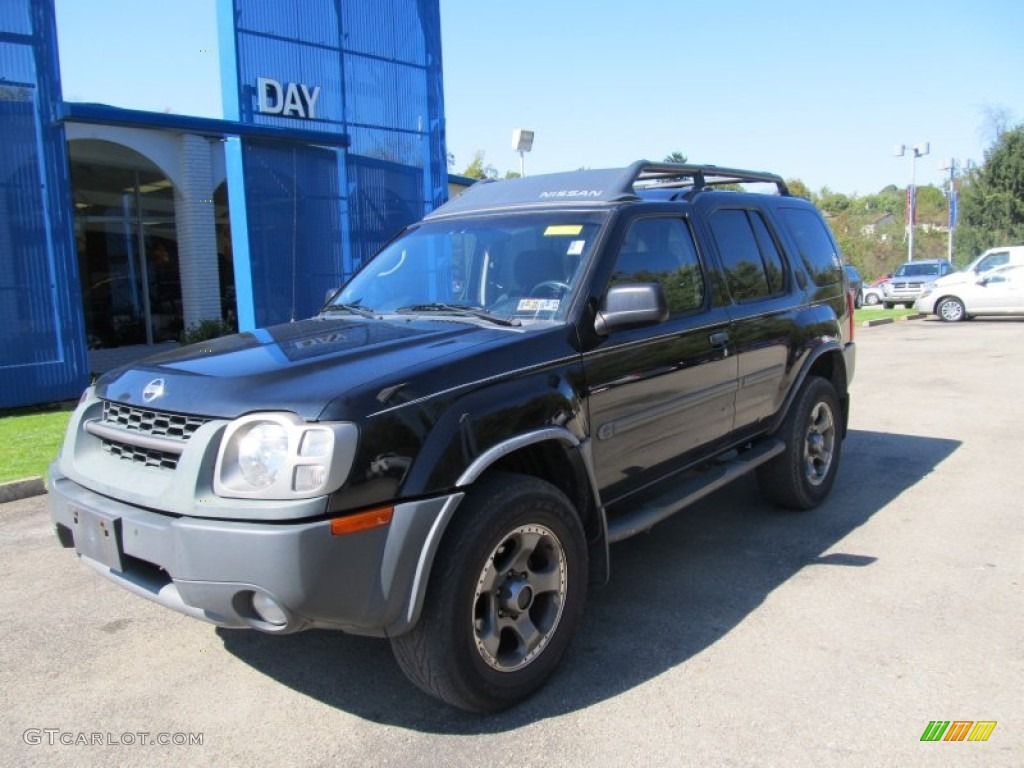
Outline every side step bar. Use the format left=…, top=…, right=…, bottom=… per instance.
left=606, top=439, right=785, bottom=543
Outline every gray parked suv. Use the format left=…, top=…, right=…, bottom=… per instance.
left=882, top=259, right=953, bottom=308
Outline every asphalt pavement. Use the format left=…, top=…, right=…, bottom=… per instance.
left=1, top=318, right=1021, bottom=767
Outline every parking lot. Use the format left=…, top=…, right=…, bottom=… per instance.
left=1, top=317, right=1021, bottom=767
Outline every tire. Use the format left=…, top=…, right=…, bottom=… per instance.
left=391, top=472, right=587, bottom=712
left=936, top=296, right=965, bottom=322
left=864, top=293, right=880, bottom=306
left=757, top=377, right=842, bottom=511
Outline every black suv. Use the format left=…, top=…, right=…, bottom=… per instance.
left=49, top=162, right=856, bottom=712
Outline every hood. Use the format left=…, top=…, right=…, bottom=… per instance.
left=929, top=270, right=974, bottom=288
left=95, top=317, right=511, bottom=420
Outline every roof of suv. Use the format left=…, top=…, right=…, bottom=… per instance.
left=426, top=161, right=791, bottom=221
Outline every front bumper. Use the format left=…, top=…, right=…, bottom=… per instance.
left=49, top=466, right=462, bottom=637
left=914, top=294, right=938, bottom=314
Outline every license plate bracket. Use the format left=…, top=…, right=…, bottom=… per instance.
left=71, top=505, right=124, bottom=572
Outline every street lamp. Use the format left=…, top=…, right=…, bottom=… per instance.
left=893, top=142, right=929, bottom=262
left=512, top=129, right=534, bottom=177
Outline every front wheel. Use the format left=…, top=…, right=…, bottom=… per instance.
left=937, top=296, right=966, bottom=322
left=757, top=377, right=842, bottom=510
left=391, top=472, right=587, bottom=712
left=864, top=293, right=880, bottom=306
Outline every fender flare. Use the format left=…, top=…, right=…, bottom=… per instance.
left=386, top=427, right=610, bottom=636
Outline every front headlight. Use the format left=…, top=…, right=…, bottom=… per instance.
left=238, top=422, right=289, bottom=489
left=214, top=413, right=358, bottom=499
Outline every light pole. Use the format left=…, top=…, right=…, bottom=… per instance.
left=894, top=142, right=929, bottom=262
left=512, top=129, right=534, bottom=177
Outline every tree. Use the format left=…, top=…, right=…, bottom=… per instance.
left=461, top=150, right=498, bottom=180
left=663, top=151, right=688, bottom=164
left=786, top=178, right=812, bottom=201
left=955, top=124, right=1024, bottom=264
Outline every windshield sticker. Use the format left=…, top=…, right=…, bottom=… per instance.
left=517, top=298, right=561, bottom=313
left=567, top=240, right=585, bottom=256
left=543, top=225, right=583, bottom=236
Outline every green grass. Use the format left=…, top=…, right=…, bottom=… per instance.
left=855, top=306, right=923, bottom=324
left=0, top=409, right=72, bottom=483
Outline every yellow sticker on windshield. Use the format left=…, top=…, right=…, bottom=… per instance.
left=544, top=225, right=583, bottom=236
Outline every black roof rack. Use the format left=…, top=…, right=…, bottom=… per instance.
left=625, top=161, right=790, bottom=197
left=425, top=160, right=789, bottom=220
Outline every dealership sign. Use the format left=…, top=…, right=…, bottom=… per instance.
left=256, top=77, right=321, bottom=119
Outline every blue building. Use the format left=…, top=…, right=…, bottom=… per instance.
left=0, top=0, right=448, bottom=408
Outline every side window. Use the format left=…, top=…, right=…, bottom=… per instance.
left=708, top=209, right=786, bottom=302
left=779, top=207, right=843, bottom=287
left=608, top=217, right=705, bottom=315
left=978, top=252, right=1008, bottom=273
left=749, top=212, right=786, bottom=294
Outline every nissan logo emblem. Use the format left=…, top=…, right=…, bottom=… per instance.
left=142, top=378, right=166, bottom=403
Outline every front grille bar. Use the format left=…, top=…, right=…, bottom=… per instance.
left=85, top=420, right=185, bottom=456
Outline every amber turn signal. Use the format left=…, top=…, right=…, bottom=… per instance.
left=329, top=506, right=393, bottom=536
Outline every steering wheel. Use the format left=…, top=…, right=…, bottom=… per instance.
left=529, top=280, right=571, bottom=296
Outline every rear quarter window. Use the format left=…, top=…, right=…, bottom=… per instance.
left=779, top=207, right=843, bottom=287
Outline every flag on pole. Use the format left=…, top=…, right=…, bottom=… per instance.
left=906, top=186, right=917, bottom=228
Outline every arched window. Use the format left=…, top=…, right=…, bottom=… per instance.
left=69, top=140, right=181, bottom=348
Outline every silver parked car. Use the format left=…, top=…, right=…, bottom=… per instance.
left=883, top=259, right=954, bottom=308
left=915, top=264, right=1024, bottom=321
left=861, top=280, right=887, bottom=306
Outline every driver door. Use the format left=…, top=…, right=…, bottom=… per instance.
left=583, top=215, right=737, bottom=504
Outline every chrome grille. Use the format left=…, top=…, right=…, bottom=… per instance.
left=102, top=438, right=181, bottom=470
left=102, top=401, right=209, bottom=441
left=96, top=401, right=210, bottom=470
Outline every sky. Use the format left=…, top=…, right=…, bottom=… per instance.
left=53, top=0, right=1024, bottom=196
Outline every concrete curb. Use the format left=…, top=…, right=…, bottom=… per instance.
left=861, top=312, right=928, bottom=327
left=0, top=477, right=46, bottom=503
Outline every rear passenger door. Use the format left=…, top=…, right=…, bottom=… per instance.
left=701, top=203, right=797, bottom=431
left=584, top=214, right=737, bottom=503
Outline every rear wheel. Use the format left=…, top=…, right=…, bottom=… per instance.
left=937, top=296, right=966, bottom=322
left=391, top=472, right=587, bottom=712
left=864, top=293, right=880, bottom=306
left=757, top=377, right=842, bottom=510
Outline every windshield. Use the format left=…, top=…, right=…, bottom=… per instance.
left=895, top=263, right=941, bottom=277
left=331, top=211, right=607, bottom=324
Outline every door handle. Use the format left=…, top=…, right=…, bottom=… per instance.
left=709, top=331, right=729, bottom=348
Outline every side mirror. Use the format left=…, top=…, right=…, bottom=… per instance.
left=594, top=283, right=669, bottom=336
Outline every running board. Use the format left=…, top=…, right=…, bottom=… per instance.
left=606, top=439, right=785, bottom=543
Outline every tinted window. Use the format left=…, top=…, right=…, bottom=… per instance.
left=749, top=212, right=787, bottom=294
left=780, top=207, right=843, bottom=286
left=895, top=262, right=944, bottom=277
left=608, top=217, right=705, bottom=314
left=978, top=252, right=1008, bottom=273
left=709, top=209, right=788, bottom=302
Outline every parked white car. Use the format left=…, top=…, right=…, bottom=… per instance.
left=925, top=246, right=1024, bottom=294
left=915, top=264, right=1024, bottom=321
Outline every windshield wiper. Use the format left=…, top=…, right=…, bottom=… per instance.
left=320, top=302, right=379, bottom=318
left=395, top=303, right=521, bottom=327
